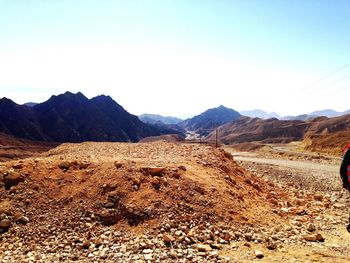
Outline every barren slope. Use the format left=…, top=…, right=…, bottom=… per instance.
left=0, top=142, right=341, bottom=262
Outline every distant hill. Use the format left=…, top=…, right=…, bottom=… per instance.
left=282, top=109, right=350, bottom=120
left=206, top=117, right=307, bottom=144
left=179, top=105, right=241, bottom=135
left=0, top=92, right=182, bottom=143
left=206, top=113, right=350, bottom=146
left=241, top=108, right=350, bottom=121
left=308, top=109, right=343, bottom=118
left=240, top=109, right=281, bottom=119
left=139, top=113, right=182, bottom=125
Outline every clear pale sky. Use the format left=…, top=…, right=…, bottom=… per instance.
left=0, top=0, right=349, bottom=118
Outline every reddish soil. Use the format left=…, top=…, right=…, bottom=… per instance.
left=0, top=133, right=58, bottom=162
left=0, top=141, right=345, bottom=262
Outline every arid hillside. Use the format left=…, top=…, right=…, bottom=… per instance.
left=206, top=115, right=350, bottom=153
left=0, top=133, right=57, bottom=162
left=206, top=117, right=307, bottom=144
left=0, top=141, right=338, bottom=262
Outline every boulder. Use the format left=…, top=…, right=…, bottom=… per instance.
left=255, top=250, right=264, bottom=259
left=0, top=200, right=12, bottom=215
left=3, top=171, right=24, bottom=189
left=0, top=219, right=11, bottom=231
left=58, top=161, right=73, bottom=171
left=140, top=167, right=165, bottom=177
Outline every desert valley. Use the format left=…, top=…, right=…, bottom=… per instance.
left=1, top=1, right=350, bottom=262
left=1, top=91, right=350, bottom=262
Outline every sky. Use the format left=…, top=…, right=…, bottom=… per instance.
left=0, top=0, right=349, bottom=118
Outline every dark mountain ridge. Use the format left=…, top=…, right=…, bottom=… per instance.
left=179, top=105, right=241, bottom=135
left=0, top=92, right=181, bottom=143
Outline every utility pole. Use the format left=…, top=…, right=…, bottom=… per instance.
left=215, top=128, right=218, bottom=147
left=199, top=129, right=202, bottom=144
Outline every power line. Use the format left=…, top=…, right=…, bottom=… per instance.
left=302, top=63, right=350, bottom=91
left=292, top=63, right=350, bottom=100
left=308, top=74, right=350, bottom=93
left=325, top=85, right=350, bottom=97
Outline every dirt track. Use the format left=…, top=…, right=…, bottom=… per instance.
left=225, top=146, right=350, bottom=262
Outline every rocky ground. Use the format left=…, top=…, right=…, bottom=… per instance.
left=226, top=143, right=350, bottom=262
left=0, top=141, right=349, bottom=262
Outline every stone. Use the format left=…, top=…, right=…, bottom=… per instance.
left=210, top=243, right=223, bottom=250
left=114, top=162, right=123, bottom=169
left=244, top=233, right=253, bottom=241
left=0, top=200, right=12, bottom=215
left=196, top=244, right=211, bottom=252
left=18, top=216, right=30, bottom=225
left=58, top=161, right=73, bottom=171
left=3, top=171, right=24, bottom=189
left=304, top=235, right=317, bottom=242
left=314, top=194, right=323, bottom=201
left=178, top=165, right=186, bottom=171
left=94, top=238, right=102, bottom=247
left=315, top=233, right=325, bottom=242
left=255, top=250, right=264, bottom=259
left=141, top=167, right=165, bottom=177
left=12, top=163, right=23, bottom=169
left=163, top=234, right=176, bottom=244
left=0, top=218, right=11, bottom=230
left=82, top=240, right=91, bottom=249
left=267, top=241, right=277, bottom=250
left=307, top=223, right=316, bottom=232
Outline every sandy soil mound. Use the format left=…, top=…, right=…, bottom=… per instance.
left=0, top=142, right=332, bottom=262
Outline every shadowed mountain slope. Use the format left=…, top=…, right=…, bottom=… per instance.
left=0, top=92, right=181, bottom=143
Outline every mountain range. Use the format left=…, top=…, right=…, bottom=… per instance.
left=0, top=92, right=181, bottom=143
left=240, top=109, right=350, bottom=120
left=139, top=113, right=183, bottom=125
left=179, top=105, right=241, bottom=135
left=206, top=114, right=350, bottom=145
left=239, top=109, right=280, bottom=119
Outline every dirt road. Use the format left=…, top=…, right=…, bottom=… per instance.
left=228, top=148, right=343, bottom=192
left=233, top=155, right=338, bottom=173
left=224, top=146, right=350, bottom=262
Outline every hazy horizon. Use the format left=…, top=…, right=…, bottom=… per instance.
left=1, top=0, right=349, bottom=117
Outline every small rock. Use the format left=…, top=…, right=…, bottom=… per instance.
left=141, top=167, right=165, bottom=177
left=58, top=161, right=73, bottom=171
left=82, top=240, right=91, bottom=249
left=267, top=241, right=277, bottom=250
left=114, top=162, right=123, bottom=169
left=178, top=165, right=186, bottom=171
left=163, top=234, right=176, bottom=244
left=12, top=163, right=23, bottom=169
left=196, top=244, right=211, bottom=252
left=0, top=219, right=11, bottom=230
left=304, top=233, right=325, bottom=242
left=316, top=233, right=325, bottom=242
left=255, top=250, right=264, bottom=259
left=307, top=223, right=316, bottom=232
left=210, top=243, right=223, bottom=250
left=94, top=238, right=102, bottom=247
left=18, top=216, right=30, bottom=225
left=314, top=194, right=323, bottom=201
left=3, top=171, right=24, bottom=189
